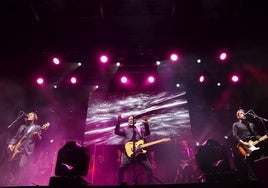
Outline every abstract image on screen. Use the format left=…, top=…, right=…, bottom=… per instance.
left=83, top=90, right=192, bottom=146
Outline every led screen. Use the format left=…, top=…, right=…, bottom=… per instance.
left=83, top=90, right=192, bottom=146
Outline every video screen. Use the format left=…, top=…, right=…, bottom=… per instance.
left=83, top=90, right=192, bottom=146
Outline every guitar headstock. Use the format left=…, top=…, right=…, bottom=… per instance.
left=162, top=138, right=171, bottom=142
left=42, top=122, right=50, bottom=130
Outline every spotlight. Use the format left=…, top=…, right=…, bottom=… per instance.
left=147, top=76, right=155, bottom=84
left=199, top=75, right=205, bottom=83
left=52, top=57, right=60, bottom=65
left=120, top=76, right=128, bottom=84
left=99, top=55, right=108, bottom=63
left=49, top=141, right=90, bottom=186
left=36, top=77, right=45, bottom=85
left=170, top=53, right=179, bottom=62
left=70, top=77, right=77, bottom=84
left=231, top=74, right=239, bottom=83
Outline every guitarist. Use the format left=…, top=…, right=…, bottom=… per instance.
left=6, top=112, right=43, bottom=185
left=232, top=109, right=266, bottom=181
left=174, top=139, right=196, bottom=183
left=114, top=114, right=153, bottom=185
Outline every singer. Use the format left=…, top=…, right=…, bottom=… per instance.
left=232, top=109, right=268, bottom=182
left=5, top=112, right=49, bottom=186
left=114, top=114, right=153, bottom=185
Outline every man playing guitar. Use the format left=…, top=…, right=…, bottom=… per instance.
left=6, top=112, right=50, bottom=185
left=114, top=114, right=153, bottom=185
left=232, top=109, right=267, bottom=181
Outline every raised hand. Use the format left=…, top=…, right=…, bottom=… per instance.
left=118, top=114, right=123, bottom=121
left=142, top=115, right=148, bottom=123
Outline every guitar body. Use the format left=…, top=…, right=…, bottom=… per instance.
left=237, top=143, right=259, bottom=157
left=237, top=134, right=267, bottom=157
left=125, top=140, right=146, bottom=158
left=125, top=138, right=170, bottom=158
left=8, top=136, right=26, bottom=161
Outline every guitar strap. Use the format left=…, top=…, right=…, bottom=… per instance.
left=135, top=127, right=142, bottom=138
left=246, top=123, right=256, bottom=140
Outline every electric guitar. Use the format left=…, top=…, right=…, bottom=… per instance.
left=125, top=138, right=170, bottom=158
left=180, top=156, right=195, bottom=169
left=8, top=122, right=50, bottom=161
left=237, top=134, right=268, bottom=157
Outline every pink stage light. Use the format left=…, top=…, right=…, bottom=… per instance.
left=218, top=51, right=228, bottom=62
left=120, top=76, right=128, bottom=84
left=170, top=53, right=179, bottom=62
left=231, top=75, right=239, bottom=82
left=36, top=77, right=44, bottom=85
left=70, top=77, right=77, bottom=84
left=199, top=75, right=205, bottom=83
left=147, top=76, right=155, bottom=84
left=99, top=55, right=108, bottom=63
left=52, top=57, right=60, bottom=65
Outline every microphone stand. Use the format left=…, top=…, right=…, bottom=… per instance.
left=132, top=125, right=137, bottom=185
left=1, top=112, right=24, bottom=165
left=7, top=111, right=24, bottom=129
left=251, top=111, right=268, bottom=134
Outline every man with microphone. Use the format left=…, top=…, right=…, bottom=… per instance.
left=6, top=111, right=49, bottom=186
left=232, top=109, right=267, bottom=181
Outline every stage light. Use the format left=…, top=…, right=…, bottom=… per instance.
left=219, top=52, right=227, bottom=61
left=49, top=141, right=90, bottom=187
left=218, top=51, right=229, bottom=62
left=99, top=55, right=108, bottom=63
left=70, top=76, right=77, bottom=84
left=170, top=53, right=179, bottom=62
left=147, top=76, right=155, bottom=83
left=120, top=76, right=128, bottom=84
left=116, top=62, right=121, bottom=67
left=52, top=57, right=60, bottom=65
left=199, top=75, right=205, bottom=83
left=155, top=61, right=161, bottom=66
left=36, top=77, right=44, bottom=85
left=231, top=75, right=239, bottom=83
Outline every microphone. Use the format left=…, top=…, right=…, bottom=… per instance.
left=245, top=111, right=256, bottom=118
left=20, top=111, right=28, bottom=118
left=244, top=110, right=251, bottom=115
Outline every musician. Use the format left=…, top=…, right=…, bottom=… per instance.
left=6, top=112, right=48, bottom=185
left=174, top=139, right=195, bottom=183
left=232, top=109, right=266, bottom=181
left=114, top=114, right=153, bottom=185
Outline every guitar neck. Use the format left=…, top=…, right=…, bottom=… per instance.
left=252, top=135, right=268, bottom=146
left=140, top=139, right=167, bottom=148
